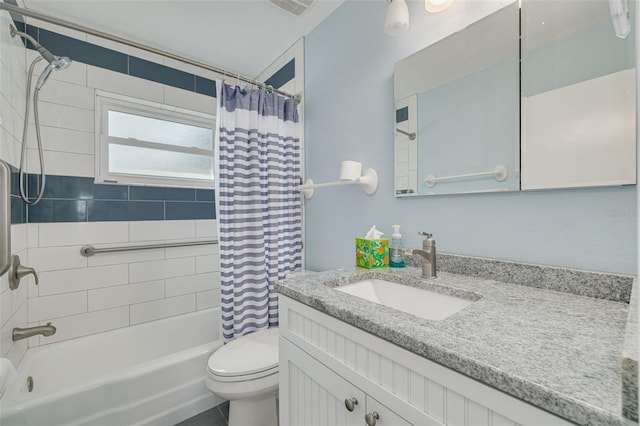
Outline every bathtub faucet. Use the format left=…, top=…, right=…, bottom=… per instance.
left=13, top=322, right=56, bottom=341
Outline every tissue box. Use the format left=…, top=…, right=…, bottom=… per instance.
left=355, top=238, right=389, bottom=269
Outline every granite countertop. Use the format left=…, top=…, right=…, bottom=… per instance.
left=276, top=255, right=637, bottom=426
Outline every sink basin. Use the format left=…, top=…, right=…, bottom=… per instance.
left=335, top=278, right=473, bottom=320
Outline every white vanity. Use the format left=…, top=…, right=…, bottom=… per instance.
left=276, top=259, right=637, bottom=426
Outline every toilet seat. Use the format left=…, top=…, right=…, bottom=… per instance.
left=207, top=328, right=279, bottom=383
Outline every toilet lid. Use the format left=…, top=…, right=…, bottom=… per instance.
left=208, top=328, right=279, bottom=378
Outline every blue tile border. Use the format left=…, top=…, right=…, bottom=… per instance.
left=264, top=58, right=295, bottom=90
left=396, top=106, right=409, bottom=123
left=9, top=172, right=216, bottom=223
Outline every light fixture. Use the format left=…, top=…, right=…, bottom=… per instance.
left=608, top=0, right=631, bottom=39
left=385, top=0, right=410, bottom=36
left=425, top=0, right=454, bottom=13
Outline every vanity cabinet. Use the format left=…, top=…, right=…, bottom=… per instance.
left=279, top=295, right=575, bottom=426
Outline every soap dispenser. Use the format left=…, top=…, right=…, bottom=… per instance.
left=389, top=224, right=406, bottom=268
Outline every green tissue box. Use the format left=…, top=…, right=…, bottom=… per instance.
left=355, top=238, right=389, bottom=269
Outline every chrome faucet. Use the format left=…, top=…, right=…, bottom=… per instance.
left=13, top=322, right=56, bottom=341
left=404, top=231, right=437, bottom=279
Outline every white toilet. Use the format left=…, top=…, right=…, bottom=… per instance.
left=206, top=327, right=279, bottom=426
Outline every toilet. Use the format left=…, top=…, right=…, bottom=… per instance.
left=206, top=327, right=279, bottom=426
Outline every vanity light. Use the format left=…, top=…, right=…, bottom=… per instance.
left=425, top=0, right=454, bottom=13
left=385, top=0, right=410, bottom=36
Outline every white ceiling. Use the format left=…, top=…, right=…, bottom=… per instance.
left=22, top=0, right=344, bottom=78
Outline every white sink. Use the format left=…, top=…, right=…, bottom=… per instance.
left=335, top=278, right=473, bottom=321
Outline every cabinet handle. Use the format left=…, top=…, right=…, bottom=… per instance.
left=365, top=411, right=380, bottom=426
left=344, top=397, right=358, bottom=412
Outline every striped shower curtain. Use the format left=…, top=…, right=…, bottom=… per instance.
left=216, top=82, right=303, bottom=342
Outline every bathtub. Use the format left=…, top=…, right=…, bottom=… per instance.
left=0, top=307, right=224, bottom=426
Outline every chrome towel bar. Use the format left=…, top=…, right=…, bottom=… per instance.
left=80, top=240, right=218, bottom=257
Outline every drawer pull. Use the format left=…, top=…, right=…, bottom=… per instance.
left=365, top=411, right=380, bottom=426
left=344, top=397, right=358, bottom=412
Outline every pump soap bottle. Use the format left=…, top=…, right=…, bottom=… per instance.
left=389, top=224, right=406, bottom=268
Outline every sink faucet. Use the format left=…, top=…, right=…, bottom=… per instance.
left=404, top=231, right=437, bottom=279
left=13, top=322, right=56, bottom=342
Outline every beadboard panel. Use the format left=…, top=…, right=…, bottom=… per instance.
left=280, top=296, right=573, bottom=426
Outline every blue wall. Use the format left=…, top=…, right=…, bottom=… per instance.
left=304, top=0, right=638, bottom=274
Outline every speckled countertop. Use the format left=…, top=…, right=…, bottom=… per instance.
left=276, top=257, right=637, bottom=426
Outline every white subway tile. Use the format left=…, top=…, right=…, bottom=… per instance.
left=27, top=223, right=39, bottom=248
left=0, top=273, right=8, bottom=294
left=39, top=306, right=129, bottom=345
left=197, top=289, right=221, bottom=310
left=164, top=243, right=218, bottom=259
left=33, top=78, right=95, bottom=110
left=87, top=66, right=163, bottom=103
left=87, top=247, right=164, bottom=267
left=11, top=281, right=28, bottom=317
left=27, top=149, right=94, bottom=177
left=165, top=272, right=220, bottom=297
left=0, top=288, right=12, bottom=327
left=11, top=224, right=27, bottom=254
left=195, top=219, right=218, bottom=238
left=88, top=280, right=164, bottom=311
left=129, top=257, right=195, bottom=283
left=28, top=246, right=88, bottom=272
left=28, top=291, right=87, bottom=322
left=1, top=301, right=27, bottom=358
left=196, top=255, right=220, bottom=274
left=5, top=336, right=27, bottom=369
left=38, top=264, right=129, bottom=296
left=129, top=220, right=195, bottom=242
left=26, top=125, right=94, bottom=155
left=163, top=86, right=216, bottom=115
left=130, top=294, right=195, bottom=325
left=27, top=101, right=94, bottom=132
left=38, top=222, right=129, bottom=247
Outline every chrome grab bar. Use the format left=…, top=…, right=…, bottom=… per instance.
left=0, top=160, right=11, bottom=276
left=80, top=239, right=218, bottom=257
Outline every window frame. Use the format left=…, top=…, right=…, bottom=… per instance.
left=95, top=90, right=216, bottom=188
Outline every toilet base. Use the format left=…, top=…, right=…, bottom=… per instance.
left=228, top=392, right=278, bottom=426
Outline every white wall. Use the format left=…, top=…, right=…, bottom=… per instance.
left=304, top=0, right=637, bottom=274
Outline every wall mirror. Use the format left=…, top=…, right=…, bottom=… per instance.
left=393, top=3, right=520, bottom=196
left=394, top=0, right=636, bottom=197
left=521, top=0, right=636, bottom=190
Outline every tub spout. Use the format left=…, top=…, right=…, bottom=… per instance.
left=13, top=322, right=56, bottom=341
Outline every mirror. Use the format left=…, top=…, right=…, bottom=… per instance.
left=521, top=0, right=636, bottom=190
left=394, top=3, right=520, bottom=196
left=394, top=0, right=636, bottom=197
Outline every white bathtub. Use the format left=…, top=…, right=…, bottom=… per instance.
left=0, top=307, right=223, bottom=426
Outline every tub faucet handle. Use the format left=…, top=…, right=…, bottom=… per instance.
left=9, top=255, right=38, bottom=290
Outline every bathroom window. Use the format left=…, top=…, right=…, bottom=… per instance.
left=95, top=91, right=215, bottom=188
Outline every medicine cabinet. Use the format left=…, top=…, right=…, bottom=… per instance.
left=393, top=0, right=636, bottom=197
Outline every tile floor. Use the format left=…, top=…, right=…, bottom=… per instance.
left=175, top=401, right=229, bottom=426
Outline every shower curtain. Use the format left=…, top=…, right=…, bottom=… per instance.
left=216, top=82, right=303, bottom=342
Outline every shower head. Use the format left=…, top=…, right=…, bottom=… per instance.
left=9, top=25, right=72, bottom=89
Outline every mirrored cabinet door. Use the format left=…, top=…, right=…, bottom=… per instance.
left=521, top=0, right=637, bottom=190
left=394, top=3, right=520, bottom=196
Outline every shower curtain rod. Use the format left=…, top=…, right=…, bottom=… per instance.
left=0, top=2, right=300, bottom=101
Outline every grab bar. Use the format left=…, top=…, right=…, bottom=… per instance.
left=0, top=160, right=11, bottom=276
left=80, top=239, right=218, bottom=257
left=424, top=164, right=508, bottom=188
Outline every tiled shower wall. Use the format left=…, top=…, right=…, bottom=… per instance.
left=0, top=12, right=228, bottom=365
left=0, top=5, right=29, bottom=367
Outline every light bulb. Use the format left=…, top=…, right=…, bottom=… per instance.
left=425, top=0, right=454, bottom=13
